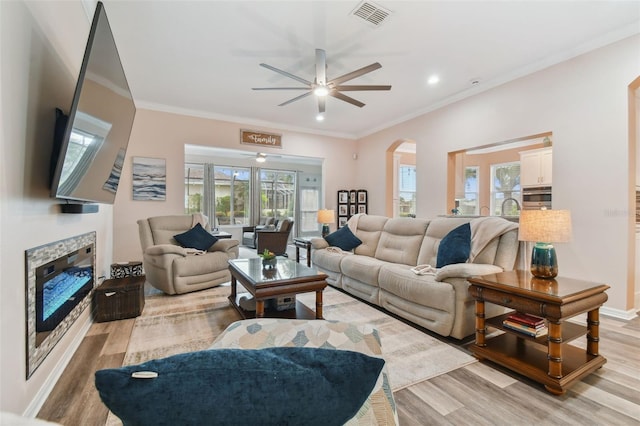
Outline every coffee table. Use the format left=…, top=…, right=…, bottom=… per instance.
left=228, top=258, right=327, bottom=319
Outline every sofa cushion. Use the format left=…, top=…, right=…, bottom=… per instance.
left=173, top=223, right=218, bottom=251
left=436, top=223, right=471, bottom=268
left=351, top=215, right=389, bottom=257
left=325, top=226, right=362, bottom=251
left=341, top=255, right=386, bottom=288
left=375, top=218, right=429, bottom=266
left=95, top=347, right=385, bottom=426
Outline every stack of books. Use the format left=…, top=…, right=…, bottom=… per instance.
left=503, top=312, right=548, bottom=337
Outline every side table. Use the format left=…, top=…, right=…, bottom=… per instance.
left=468, top=270, right=609, bottom=395
left=93, top=276, right=146, bottom=322
left=293, top=237, right=312, bottom=267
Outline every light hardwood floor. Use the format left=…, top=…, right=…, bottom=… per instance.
left=38, top=290, right=640, bottom=425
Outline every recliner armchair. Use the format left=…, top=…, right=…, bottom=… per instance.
left=242, top=217, right=276, bottom=248
left=138, top=214, right=239, bottom=295
left=256, top=219, right=294, bottom=256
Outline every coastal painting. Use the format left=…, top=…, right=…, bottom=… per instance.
left=132, top=157, right=166, bottom=201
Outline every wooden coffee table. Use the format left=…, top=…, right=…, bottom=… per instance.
left=468, top=270, right=609, bottom=395
left=228, top=258, right=327, bottom=320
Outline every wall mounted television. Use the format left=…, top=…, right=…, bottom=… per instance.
left=50, top=1, right=136, bottom=212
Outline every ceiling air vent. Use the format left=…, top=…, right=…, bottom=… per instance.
left=351, top=1, right=391, bottom=27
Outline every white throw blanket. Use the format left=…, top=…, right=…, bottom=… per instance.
left=191, top=213, right=209, bottom=229
left=469, top=217, right=518, bottom=262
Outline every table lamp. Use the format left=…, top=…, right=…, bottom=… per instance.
left=317, top=209, right=335, bottom=238
left=518, top=209, right=572, bottom=279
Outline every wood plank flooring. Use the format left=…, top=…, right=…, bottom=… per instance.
left=38, top=294, right=640, bottom=425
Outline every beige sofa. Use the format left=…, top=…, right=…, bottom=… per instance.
left=311, top=214, right=520, bottom=339
left=138, top=215, right=239, bottom=295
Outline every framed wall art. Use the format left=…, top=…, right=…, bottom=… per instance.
left=132, top=157, right=166, bottom=201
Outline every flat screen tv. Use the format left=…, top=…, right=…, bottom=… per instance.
left=50, top=1, right=135, bottom=209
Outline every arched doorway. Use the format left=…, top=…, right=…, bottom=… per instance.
left=385, top=139, right=416, bottom=218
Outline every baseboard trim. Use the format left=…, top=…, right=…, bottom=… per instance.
left=23, top=316, right=93, bottom=418
left=600, top=306, right=639, bottom=321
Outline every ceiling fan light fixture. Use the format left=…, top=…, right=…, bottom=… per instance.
left=256, top=153, right=267, bottom=163
left=314, top=85, right=329, bottom=97
left=316, top=113, right=325, bottom=121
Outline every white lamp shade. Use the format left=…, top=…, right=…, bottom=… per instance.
left=317, top=209, right=335, bottom=224
left=518, top=209, right=572, bottom=243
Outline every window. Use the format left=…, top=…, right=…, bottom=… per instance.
left=184, top=163, right=204, bottom=213
left=458, top=166, right=479, bottom=215
left=490, top=162, right=521, bottom=216
left=215, top=166, right=251, bottom=225
left=398, top=165, right=416, bottom=217
left=260, top=169, right=296, bottom=222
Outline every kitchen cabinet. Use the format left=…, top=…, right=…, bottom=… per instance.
left=520, top=147, right=552, bottom=187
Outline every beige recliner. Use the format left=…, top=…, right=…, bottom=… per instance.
left=137, top=214, right=239, bottom=295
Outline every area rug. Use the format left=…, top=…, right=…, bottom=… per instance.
left=296, top=287, right=477, bottom=391
left=120, top=284, right=476, bottom=392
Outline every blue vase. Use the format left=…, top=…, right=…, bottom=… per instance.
left=530, top=242, right=558, bottom=278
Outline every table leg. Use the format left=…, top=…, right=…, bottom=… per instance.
left=256, top=300, right=265, bottom=318
left=315, top=290, right=323, bottom=319
left=295, top=246, right=301, bottom=264
left=306, top=245, right=311, bottom=267
left=587, top=308, right=600, bottom=356
left=230, top=276, right=237, bottom=300
left=547, top=320, right=563, bottom=379
left=475, top=299, right=486, bottom=347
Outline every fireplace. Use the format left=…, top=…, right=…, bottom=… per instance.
left=26, top=232, right=96, bottom=378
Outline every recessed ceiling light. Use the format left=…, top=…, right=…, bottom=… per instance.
left=316, top=114, right=325, bottom=121
left=427, top=75, right=440, bottom=85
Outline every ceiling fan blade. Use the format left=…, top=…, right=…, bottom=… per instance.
left=259, top=63, right=312, bottom=86
left=315, top=49, right=327, bottom=86
left=278, top=91, right=312, bottom=107
left=328, top=63, right=382, bottom=86
left=335, top=85, right=392, bottom=91
left=252, top=87, right=310, bottom=91
left=318, top=96, right=326, bottom=113
left=330, top=91, right=365, bottom=108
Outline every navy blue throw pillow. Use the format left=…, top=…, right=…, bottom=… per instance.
left=436, top=223, right=471, bottom=268
left=173, top=223, right=218, bottom=251
left=95, top=347, right=384, bottom=426
left=325, top=226, right=362, bottom=251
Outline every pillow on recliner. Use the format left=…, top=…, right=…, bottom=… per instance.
left=325, top=226, right=362, bottom=251
left=173, top=223, right=218, bottom=251
left=95, top=347, right=384, bottom=426
left=436, top=223, right=471, bottom=268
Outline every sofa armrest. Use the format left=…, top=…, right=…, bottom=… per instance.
left=144, top=244, right=188, bottom=257
left=210, top=239, right=239, bottom=253
left=434, top=263, right=503, bottom=282
left=310, top=237, right=328, bottom=250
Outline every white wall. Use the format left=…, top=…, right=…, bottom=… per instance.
left=357, top=35, right=640, bottom=315
left=1, top=1, right=114, bottom=415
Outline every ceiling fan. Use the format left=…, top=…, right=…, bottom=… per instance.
left=252, top=49, right=391, bottom=113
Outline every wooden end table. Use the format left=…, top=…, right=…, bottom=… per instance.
left=228, top=257, right=327, bottom=319
left=468, top=270, right=609, bottom=395
left=293, top=237, right=312, bottom=267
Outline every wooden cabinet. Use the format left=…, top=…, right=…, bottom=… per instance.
left=520, top=147, right=552, bottom=187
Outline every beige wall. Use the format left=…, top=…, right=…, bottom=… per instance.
left=356, top=35, right=640, bottom=315
left=3, top=0, right=638, bottom=416
left=1, top=1, right=115, bottom=415
left=112, top=110, right=357, bottom=263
